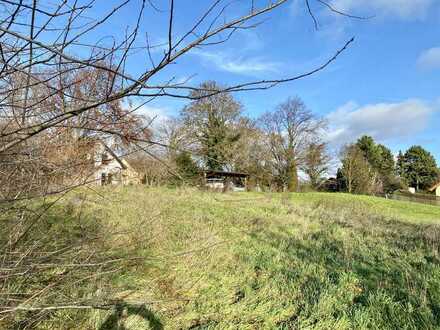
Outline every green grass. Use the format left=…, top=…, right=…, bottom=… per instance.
left=290, top=192, right=440, bottom=224
left=12, top=187, right=440, bottom=329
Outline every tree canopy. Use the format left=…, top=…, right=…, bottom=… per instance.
left=259, top=97, right=326, bottom=191
left=181, top=81, right=242, bottom=171
left=397, top=146, right=439, bottom=191
left=301, top=142, right=330, bottom=189
left=338, top=136, right=399, bottom=194
left=356, top=136, right=397, bottom=193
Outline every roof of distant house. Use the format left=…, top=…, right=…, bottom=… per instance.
left=428, top=181, right=440, bottom=192
left=97, top=140, right=127, bottom=169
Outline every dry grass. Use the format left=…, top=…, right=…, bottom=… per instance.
left=3, top=186, right=440, bottom=329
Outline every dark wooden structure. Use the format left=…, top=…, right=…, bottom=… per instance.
left=204, top=170, right=249, bottom=192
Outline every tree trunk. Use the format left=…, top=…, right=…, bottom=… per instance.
left=287, top=161, right=299, bottom=192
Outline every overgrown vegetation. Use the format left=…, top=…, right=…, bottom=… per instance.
left=8, top=187, right=439, bottom=329
left=1, top=1, right=439, bottom=328
left=2, top=1, right=350, bottom=324
left=0, top=194, right=144, bottom=328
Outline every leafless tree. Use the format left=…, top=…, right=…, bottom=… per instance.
left=301, top=141, right=331, bottom=189
left=259, top=97, right=326, bottom=191
left=225, top=117, right=273, bottom=187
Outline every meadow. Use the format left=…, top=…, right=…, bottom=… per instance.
left=5, top=187, right=440, bottom=329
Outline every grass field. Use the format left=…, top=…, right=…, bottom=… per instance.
left=13, top=187, right=440, bottom=329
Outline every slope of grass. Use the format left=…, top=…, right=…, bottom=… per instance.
left=13, top=187, right=440, bottom=329
left=290, top=192, right=440, bottom=224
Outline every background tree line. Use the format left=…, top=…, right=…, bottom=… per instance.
left=138, top=80, right=439, bottom=195
left=138, top=81, right=329, bottom=192
left=337, top=137, right=439, bottom=195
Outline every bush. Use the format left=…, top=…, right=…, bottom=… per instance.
left=0, top=193, right=142, bottom=328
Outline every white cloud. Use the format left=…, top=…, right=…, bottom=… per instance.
left=326, top=99, right=435, bottom=146
left=192, top=49, right=280, bottom=76
left=330, top=0, right=434, bottom=19
left=417, top=47, right=440, bottom=70
left=134, top=104, right=172, bottom=128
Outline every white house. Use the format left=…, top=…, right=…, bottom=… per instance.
left=428, top=182, right=440, bottom=197
left=93, top=141, right=140, bottom=186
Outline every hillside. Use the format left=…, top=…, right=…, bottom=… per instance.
left=11, top=188, right=440, bottom=329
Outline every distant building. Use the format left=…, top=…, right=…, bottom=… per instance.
left=428, top=182, right=440, bottom=197
left=320, top=177, right=338, bottom=192
left=204, top=170, right=249, bottom=192
left=93, top=141, right=140, bottom=186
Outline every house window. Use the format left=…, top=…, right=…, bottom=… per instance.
left=101, top=173, right=107, bottom=185
left=101, top=152, right=110, bottom=165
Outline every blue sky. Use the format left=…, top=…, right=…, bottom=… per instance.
left=94, top=0, right=440, bottom=163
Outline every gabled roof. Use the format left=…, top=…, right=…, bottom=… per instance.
left=428, top=181, right=440, bottom=192
left=100, top=141, right=127, bottom=170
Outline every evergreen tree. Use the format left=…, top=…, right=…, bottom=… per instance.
left=399, top=146, right=438, bottom=191
left=175, top=152, right=200, bottom=185
left=357, top=136, right=380, bottom=167
left=182, top=81, right=242, bottom=171
left=336, top=168, right=347, bottom=192
left=396, top=150, right=404, bottom=175
left=340, top=144, right=374, bottom=194
left=355, top=136, right=397, bottom=193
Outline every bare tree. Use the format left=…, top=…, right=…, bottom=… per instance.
left=259, top=97, right=326, bottom=191
left=301, top=141, right=331, bottom=189
left=226, top=117, right=273, bottom=188
left=156, top=117, right=189, bottom=160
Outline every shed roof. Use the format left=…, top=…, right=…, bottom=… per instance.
left=205, top=170, right=249, bottom=178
